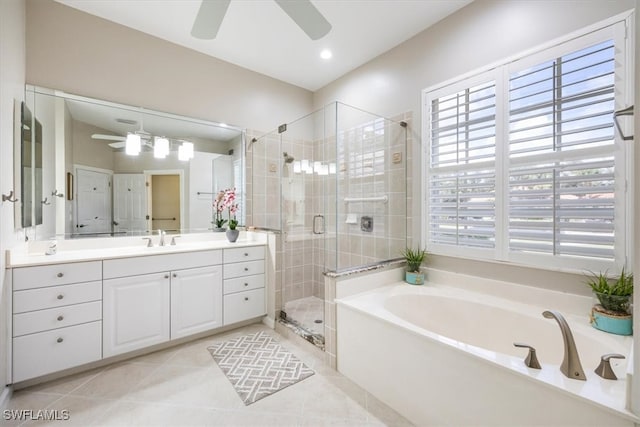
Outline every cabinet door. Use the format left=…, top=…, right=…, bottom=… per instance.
left=170, top=265, right=223, bottom=339
left=103, top=273, right=170, bottom=358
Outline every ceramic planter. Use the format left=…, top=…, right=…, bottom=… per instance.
left=591, top=304, right=632, bottom=336
left=226, top=228, right=239, bottom=243
left=405, top=271, right=425, bottom=285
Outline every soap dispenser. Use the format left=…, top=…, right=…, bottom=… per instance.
left=45, top=239, right=57, bottom=256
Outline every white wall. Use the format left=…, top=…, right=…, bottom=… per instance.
left=0, top=0, right=25, bottom=397
left=314, top=0, right=635, bottom=295
left=25, top=0, right=313, bottom=134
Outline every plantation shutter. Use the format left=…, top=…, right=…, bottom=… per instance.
left=428, top=79, right=497, bottom=249
left=507, top=40, right=616, bottom=259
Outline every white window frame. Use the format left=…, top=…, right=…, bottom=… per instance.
left=422, top=14, right=634, bottom=274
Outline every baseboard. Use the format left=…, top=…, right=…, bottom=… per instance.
left=0, top=385, right=12, bottom=410
left=262, top=316, right=275, bottom=329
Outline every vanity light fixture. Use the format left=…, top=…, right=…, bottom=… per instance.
left=178, top=141, right=194, bottom=161
left=125, top=133, right=141, bottom=156
left=154, top=137, right=170, bottom=159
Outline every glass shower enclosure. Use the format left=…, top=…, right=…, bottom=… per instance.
left=250, top=102, right=407, bottom=346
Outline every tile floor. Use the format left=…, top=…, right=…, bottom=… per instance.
left=4, top=323, right=413, bottom=426
left=283, top=296, right=324, bottom=336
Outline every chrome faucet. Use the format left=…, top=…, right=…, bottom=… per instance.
left=542, top=310, right=586, bottom=380
left=158, top=229, right=166, bottom=246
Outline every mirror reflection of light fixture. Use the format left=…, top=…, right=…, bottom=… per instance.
left=178, top=141, right=194, bottom=161
left=125, top=133, right=141, bottom=155
left=293, top=161, right=301, bottom=174
left=614, top=105, right=634, bottom=141
left=154, top=137, right=170, bottom=159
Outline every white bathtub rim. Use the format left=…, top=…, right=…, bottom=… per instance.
left=335, top=282, right=638, bottom=423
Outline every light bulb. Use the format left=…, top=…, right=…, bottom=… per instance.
left=125, top=133, right=141, bottom=156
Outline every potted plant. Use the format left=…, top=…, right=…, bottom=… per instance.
left=402, top=247, right=427, bottom=285
left=586, top=269, right=633, bottom=336
left=212, top=190, right=227, bottom=231
left=224, top=188, right=240, bottom=243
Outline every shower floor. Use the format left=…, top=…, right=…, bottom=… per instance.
left=283, top=296, right=325, bottom=336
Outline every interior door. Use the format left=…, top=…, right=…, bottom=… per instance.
left=76, top=168, right=112, bottom=235
left=113, top=174, right=148, bottom=233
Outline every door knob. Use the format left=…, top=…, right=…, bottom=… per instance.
left=57, top=294, right=64, bottom=300
left=56, top=337, right=64, bottom=343
left=57, top=272, right=64, bottom=278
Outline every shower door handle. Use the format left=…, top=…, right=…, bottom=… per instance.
left=313, top=215, right=325, bottom=234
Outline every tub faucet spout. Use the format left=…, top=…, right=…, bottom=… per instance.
left=542, top=310, right=586, bottom=381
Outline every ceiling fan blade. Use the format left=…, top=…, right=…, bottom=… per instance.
left=92, top=134, right=125, bottom=141
left=108, top=141, right=126, bottom=149
left=274, top=0, right=331, bottom=41
left=191, top=0, right=231, bottom=40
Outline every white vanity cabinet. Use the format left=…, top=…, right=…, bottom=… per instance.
left=102, top=272, right=171, bottom=358
left=170, top=265, right=223, bottom=339
left=12, top=261, right=102, bottom=382
left=10, top=242, right=267, bottom=383
left=102, top=250, right=223, bottom=357
left=223, top=246, right=266, bottom=325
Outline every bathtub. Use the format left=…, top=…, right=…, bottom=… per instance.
left=336, top=281, right=637, bottom=426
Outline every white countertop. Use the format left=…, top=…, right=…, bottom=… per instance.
left=7, top=232, right=267, bottom=268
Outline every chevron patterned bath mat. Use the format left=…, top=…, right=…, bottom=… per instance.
left=207, top=331, right=314, bottom=405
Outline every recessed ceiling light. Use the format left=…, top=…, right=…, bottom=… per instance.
left=320, top=49, right=332, bottom=60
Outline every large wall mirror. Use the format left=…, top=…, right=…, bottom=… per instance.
left=24, top=86, right=245, bottom=240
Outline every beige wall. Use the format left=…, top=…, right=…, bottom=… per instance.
left=0, top=0, right=25, bottom=397
left=72, top=121, right=115, bottom=172
left=25, top=0, right=313, bottom=134
left=314, top=0, right=635, bottom=295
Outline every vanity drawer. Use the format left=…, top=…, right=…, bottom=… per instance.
left=13, top=261, right=102, bottom=291
left=13, top=321, right=102, bottom=383
left=223, top=288, right=266, bottom=325
left=223, top=260, right=265, bottom=279
left=223, top=246, right=265, bottom=263
left=103, top=250, right=222, bottom=279
left=13, top=281, right=102, bottom=314
left=13, top=301, right=102, bottom=337
left=223, top=274, right=264, bottom=295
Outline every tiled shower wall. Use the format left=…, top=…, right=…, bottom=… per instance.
left=281, top=134, right=325, bottom=303
left=330, top=111, right=410, bottom=272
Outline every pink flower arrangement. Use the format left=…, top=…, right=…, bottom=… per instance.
left=213, top=188, right=239, bottom=230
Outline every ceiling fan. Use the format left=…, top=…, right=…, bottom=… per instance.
left=191, top=0, right=332, bottom=41
left=91, top=130, right=152, bottom=149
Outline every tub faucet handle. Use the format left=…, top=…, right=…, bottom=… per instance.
left=513, top=342, right=541, bottom=369
left=594, top=353, right=625, bottom=380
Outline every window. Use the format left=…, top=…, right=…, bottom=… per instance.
left=424, top=21, right=631, bottom=271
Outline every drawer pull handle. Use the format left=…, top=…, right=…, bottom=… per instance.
left=57, top=294, right=64, bottom=300
left=57, top=315, right=64, bottom=321
left=56, top=337, right=63, bottom=343
left=244, top=283, right=249, bottom=287
left=173, top=273, right=177, bottom=278
left=244, top=253, right=249, bottom=256
left=57, top=272, right=64, bottom=278
left=244, top=297, right=249, bottom=301
left=164, top=275, right=169, bottom=279
left=244, top=267, right=249, bottom=271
